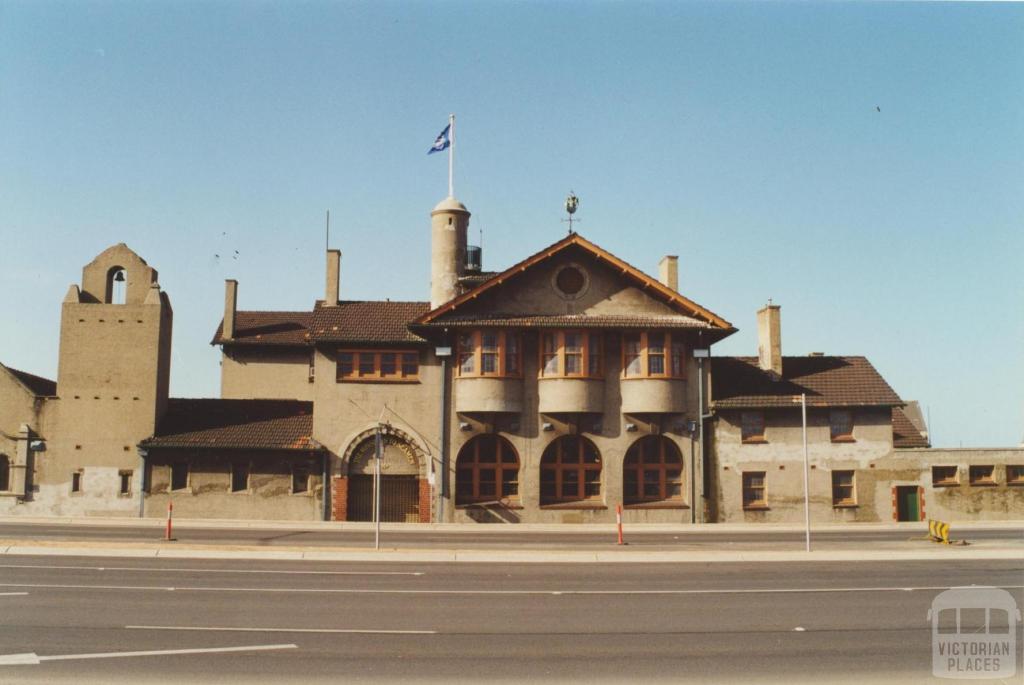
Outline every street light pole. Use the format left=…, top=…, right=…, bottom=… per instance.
left=374, top=423, right=382, bottom=550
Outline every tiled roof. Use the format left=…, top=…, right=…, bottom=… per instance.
left=893, top=406, right=930, bottom=448
left=309, top=300, right=429, bottom=344
left=212, top=311, right=311, bottom=346
left=3, top=365, right=56, bottom=396
left=711, top=356, right=903, bottom=409
left=414, top=313, right=714, bottom=329
left=416, top=233, right=734, bottom=331
left=141, top=399, right=319, bottom=451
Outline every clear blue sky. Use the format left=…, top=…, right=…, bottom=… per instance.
left=1, top=1, right=1021, bottom=447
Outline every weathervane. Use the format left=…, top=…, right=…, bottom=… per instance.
left=562, top=191, right=580, bottom=234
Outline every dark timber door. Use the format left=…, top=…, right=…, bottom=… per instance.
left=347, top=474, right=419, bottom=522
left=896, top=486, right=921, bottom=522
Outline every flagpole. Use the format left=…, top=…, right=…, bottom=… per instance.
left=448, top=113, right=455, bottom=198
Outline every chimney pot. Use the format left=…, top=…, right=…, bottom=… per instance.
left=325, top=249, right=341, bottom=306
left=756, top=303, right=782, bottom=378
left=658, top=255, right=679, bottom=292
left=223, top=279, right=238, bottom=340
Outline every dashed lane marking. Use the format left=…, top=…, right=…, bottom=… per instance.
left=128, top=625, right=437, bottom=634
left=0, top=563, right=424, bottom=576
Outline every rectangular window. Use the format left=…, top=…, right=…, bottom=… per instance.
left=647, top=333, right=665, bottom=375
left=231, top=463, right=249, bottom=493
left=337, top=352, right=354, bottom=379
left=481, top=332, right=499, bottom=374
left=380, top=352, right=397, bottom=377
left=0, top=455, right=9, bottom=492
left=670, top=339, right=685, bottom=377
left=623, top=333, right=642, bottom=377
left=292, top=465, right=309, bottom=494
left=1007, top=465, right=1024, bottom=485
left=831, top=470, right=856, bottom=506
left=505, top=333, right=520, bottom=375
left=741, top=411, right=766, bottom=443
left=932, top=465, right=959, bottom=487
left=542, top=333, right=559, bottom=376
left=71, top=469, right=83, bottom=493
left=337, top=350, right=419, bottom=382
left=118, top=470, right=133, bottom=496
left=308, top=352, right=316, bottom=383
left=458, top=333, right=476, bottom=375
left=170, top=462, right=189, bottom=491
left=563, top=332, right=583, bottom=376
left=968, top=465, right=996, bottom=486
left=588, top=333, right=602, bottom=377
left=742, top=472, right=767, bottom=509
left=830, top=410, right=854, bottom=442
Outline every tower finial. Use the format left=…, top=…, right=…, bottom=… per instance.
left=563, top=191, right=580, bottom=234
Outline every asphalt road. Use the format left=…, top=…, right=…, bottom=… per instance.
left=0, top=555, right=1021, bottom=683
left=0, top=521, right=1020, bottom=551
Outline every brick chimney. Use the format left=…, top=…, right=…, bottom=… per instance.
left=325, top=249, right=340, bottom=306
left=658, top=255, right=679, bottom=292
left=223, top=279, right=237, bottom=341
left=757, top=303, right=782, bottom=378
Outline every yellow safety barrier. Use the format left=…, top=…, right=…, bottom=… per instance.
left=928, top=519, right=951, bottom=545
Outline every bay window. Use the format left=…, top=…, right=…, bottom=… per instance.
left=457, top=330, right=522, bottom=377
left=621, top=332, right=687, bottom=378
left=539, top=331, right=603, bottom=378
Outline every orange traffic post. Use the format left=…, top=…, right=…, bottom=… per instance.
left=616, top=503, right=624, bottom=545
left=165, top=500, right=174, bottom=541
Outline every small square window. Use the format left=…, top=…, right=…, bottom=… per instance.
left=1007, top=465, right=1024, bottom=486
left=830, top=410, right=854, bottom=442
left=741, top=411, right=766, bottom=443
left=118, top=470, right=133, bottom=496
left=932, top=465, right=959, bottom=487
left=968, top=465, right=996, bottom=486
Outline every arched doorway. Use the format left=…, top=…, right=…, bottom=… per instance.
left=346, top=434, right=422, bottom=522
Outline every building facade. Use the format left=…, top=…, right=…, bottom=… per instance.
left=2, top=196, right=1022, bottom=523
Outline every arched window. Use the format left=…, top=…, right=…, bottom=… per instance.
left=540, top=436, right=601, bottom=504
left=106, top=267, right=127, bottom=304
left=455, top=435, right=519, bottom=504
left=0, top=454, right=10, bottom=492
left=623, top=436, right=683, bottom=504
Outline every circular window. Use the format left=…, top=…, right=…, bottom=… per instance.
left=553, top=264, right=589, bottom=300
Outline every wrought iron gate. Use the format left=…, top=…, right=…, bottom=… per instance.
left=347, top=475, right=419, bottom=523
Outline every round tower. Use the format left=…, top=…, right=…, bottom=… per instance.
left=430, top=196, right=471, bottom=309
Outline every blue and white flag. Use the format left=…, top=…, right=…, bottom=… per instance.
left=428, top=124, right=451, bottom=155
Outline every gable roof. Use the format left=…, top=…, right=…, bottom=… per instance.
left=141, top=399, right=319, bottom=451
left=1, top=364, right=56, bottom=397
left=711, top=356, right=903, bottom=409
left=412, top=233, right=734, bottom=332
left=212, top=311, right=311, bottom=346
left=309, top=300, right=430, bottom=345
left=893, top=406, right=931, bottom=448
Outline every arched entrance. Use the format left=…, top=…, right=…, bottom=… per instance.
left=346, top=434, right=422, bottom=522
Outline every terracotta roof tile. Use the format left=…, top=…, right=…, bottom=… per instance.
left=893, top=406, right=930, bottom=448
left=414, top=313, right=714, bottom=329
left=310, top=300, right=429, bottom=344
left=3, top=365, right=56, bottom=396
left=141, top=399, right=318, bottom=451
left=711, top=356, right=903, bottom=409
left=212, top=311, right=311, bottom=346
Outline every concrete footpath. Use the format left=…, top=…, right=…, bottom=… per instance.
left=0, top=515, right=1020, bottom=564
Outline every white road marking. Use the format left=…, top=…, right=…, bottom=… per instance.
left=1, top=582, right=1021, bottom=596
left=0, top=563, right=423, bottom=577
left=0, top=592, right=28, bottom=596
left=128, top=625, right=437, bottom=634
left=793, top=627, right=806, bottom=632
left=0, top=643, right=297, bottom=666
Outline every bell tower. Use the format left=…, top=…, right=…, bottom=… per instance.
left=52, top=244, right=172, bottom=488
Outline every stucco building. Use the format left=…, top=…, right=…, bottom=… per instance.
left=2, top=194, right=1022, bottom=523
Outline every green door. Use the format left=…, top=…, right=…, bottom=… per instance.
left=896, top=486, right=920, bottom=522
